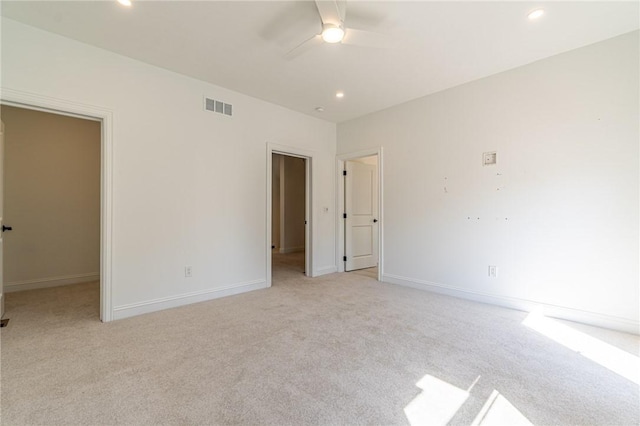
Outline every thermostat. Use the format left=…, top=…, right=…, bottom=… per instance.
left=483, top=151, right=497, bottom=166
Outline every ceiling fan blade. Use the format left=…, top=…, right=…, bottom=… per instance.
left=315, top=0, right=345, bottom=25
left=343, top=3, right=387, bottom=29
left=285, top=34, right=324, bottom=59
left=259, top=1, right=324, bottom=44
left=342, top=28, right=393, bottom=49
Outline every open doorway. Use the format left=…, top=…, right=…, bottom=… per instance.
left=271, top=153, right=306, bottom=283
left=337, top=149, right=383, bottom=281
left=0, top=105, right=101, bottom=322
left=266, top=143, right=312, bottom=287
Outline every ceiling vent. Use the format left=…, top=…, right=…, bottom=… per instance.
left=204, top=97, right=233, bottom=117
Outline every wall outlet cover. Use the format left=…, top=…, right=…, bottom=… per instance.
left=488, top=265, right=498, bottom=277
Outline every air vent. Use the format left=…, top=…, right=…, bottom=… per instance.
left=204, top=97, right=233, bottom=117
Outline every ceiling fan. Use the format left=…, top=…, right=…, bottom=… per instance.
left=285, top=0, right=391, bottom=58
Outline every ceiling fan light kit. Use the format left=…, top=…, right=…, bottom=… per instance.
left=285, top=0, right=389, bottom=58
left=322, top=23, right=345, bottom=43
left=528, top=8, right=545, bottom=20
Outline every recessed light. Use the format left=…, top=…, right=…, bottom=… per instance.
left=117, top=0, right=132, bottom=7
left=336, top=91, right=344, bottom=99
left=527, top=8, right=544, bottom=20
left=315, top=106, right=325, bottom=112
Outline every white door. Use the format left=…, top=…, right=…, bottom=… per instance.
left=345, top=160, right=378, bottom=271
left=0, top=120, right=5, bottom=318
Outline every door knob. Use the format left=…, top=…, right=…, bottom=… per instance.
left=2, top=225, right=12, bottom=232
left=373, top=219, right=378, bottom=223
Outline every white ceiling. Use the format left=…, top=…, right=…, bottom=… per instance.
left=2, top=1, right=638, bottom=123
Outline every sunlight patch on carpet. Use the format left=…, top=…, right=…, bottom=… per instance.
left=523, top=307, right=640, bottom=385
left=471, top=390, right=533, bottom=426
left=404, top=374, right=471, bottom=425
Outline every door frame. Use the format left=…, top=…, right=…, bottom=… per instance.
left=336, top=147, right=383, bottom=280
left=266, top=142, right=313, bottom=287
left=0, top=88, right=114, bottom=322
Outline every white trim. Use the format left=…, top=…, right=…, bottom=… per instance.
left=336, top=147, right=384, bottom=281
left=266, top=143, right=315, bottom=286
left=383, top=273, right=640, bottom=335
left=5, top=273, right=99, bottom=293
left=113, top=279, right=266, bottom=320
left=314, top=266, right=338, bottom=276
left=0, top=87, right=114, bottom=322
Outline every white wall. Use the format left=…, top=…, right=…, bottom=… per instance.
left=1, top=18, right=337, bottom=319
left=1, top=106, right=100, bottom=290
left=338, top=31, right=639, bottom=332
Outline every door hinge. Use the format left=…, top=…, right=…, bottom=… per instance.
left=343, top=256, right=347, bottom=262
left=343, top=170, right=347, bottom=176
left=305, top=220, right=307, bottom=225
left=343, top=213, right=347, bottom=219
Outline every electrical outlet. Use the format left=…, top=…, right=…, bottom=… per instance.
left=488, top=265, right=498, bottom=278
left=185, top=266, right=192, bottom=278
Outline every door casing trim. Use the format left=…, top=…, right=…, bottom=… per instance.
left=266, top=142, right=314, bottom=286
left=336, top=147, right=383, bottom=280
left=1, top=87, right=114, bottom=322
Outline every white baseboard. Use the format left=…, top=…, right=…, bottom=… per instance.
left=5, top=273, right=100, bottom=293
left=383, top=273, right=639, bottom=335
left=314, top=265, right=337, bottom=277
left=113, top=279, right=266, bottom=321
left=279, top=246, right=304, bottom=254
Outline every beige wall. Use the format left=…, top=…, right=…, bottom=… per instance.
left=271, top=154, right=281, bottom=250
left=282, top=156, right=305, bottom=252
left=2, top=106, right=100, bottom=290
left=273, top=154, right=305, bottom=253
left=354, top=155, right=378, bottom=166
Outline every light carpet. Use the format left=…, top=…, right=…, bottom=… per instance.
left=1, top=253, right=638, bottom=425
